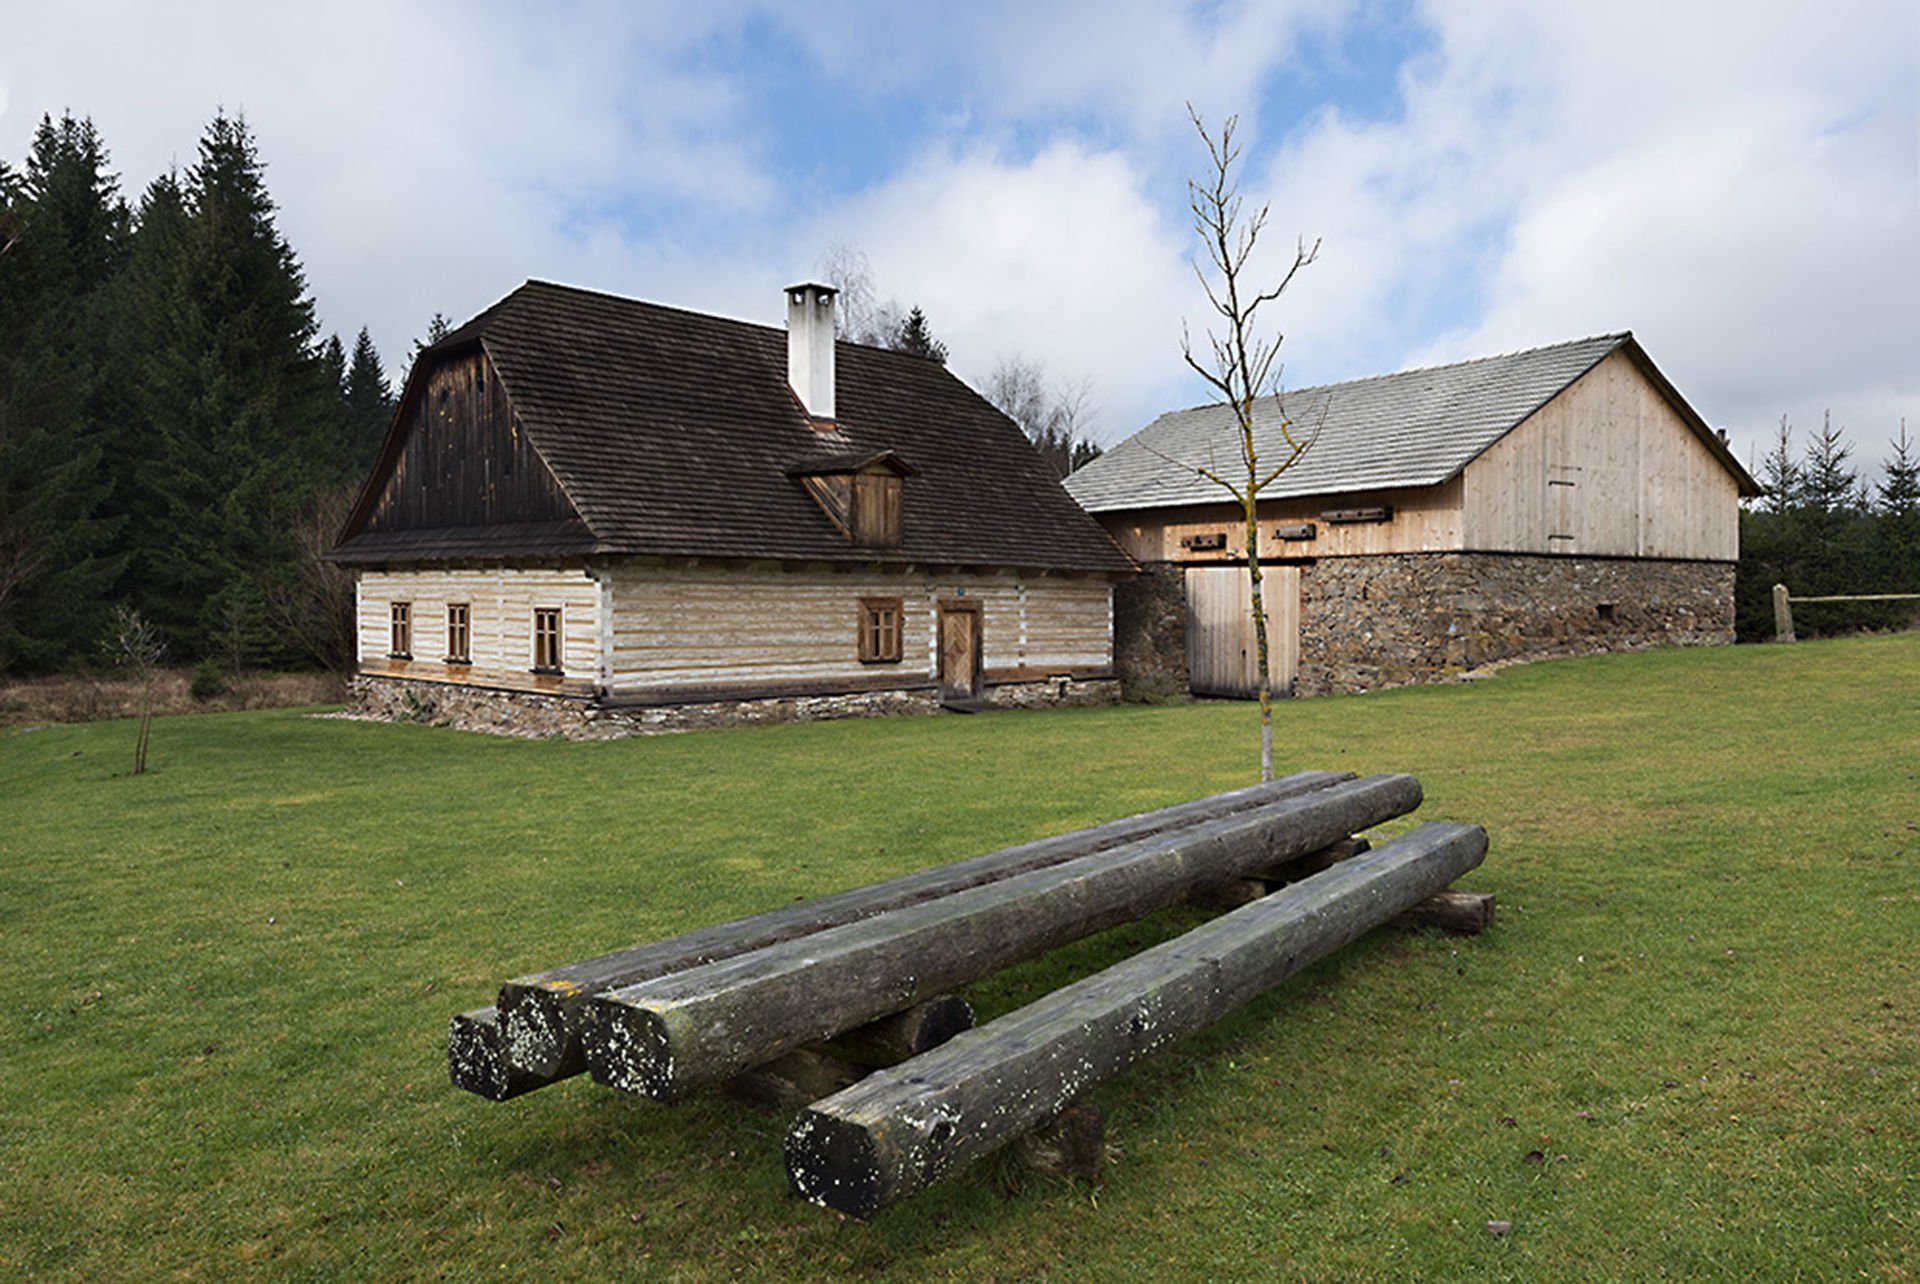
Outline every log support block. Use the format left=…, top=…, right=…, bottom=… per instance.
left=1393, top=889, right=1495, bottom=934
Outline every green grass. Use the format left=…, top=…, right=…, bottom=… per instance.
left=2, top=635, right=1916, bottom=1281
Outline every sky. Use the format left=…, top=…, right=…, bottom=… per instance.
left=5, top=1, right=1916, bottom=477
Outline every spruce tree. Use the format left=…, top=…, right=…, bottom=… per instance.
left=1877, top=422, right=1919, bottom=596
left=0, top=114, right=130, bottom=671
left=135, top=112, right=337, bottom=661
left=892, top=306, right=948, bottom=364
left=342, top=327, right=395, bottom=474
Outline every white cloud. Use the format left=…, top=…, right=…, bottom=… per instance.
left=805, top=139, right=1195, bottom=442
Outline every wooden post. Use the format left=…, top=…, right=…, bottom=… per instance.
left=583, top=774, right=1423, bottom=1101
left=492, top=769, right=1354, bottom=1084
left=1773, top=583, right=1795, bottom=642
left=785, top=821, right=1488, bottom=1218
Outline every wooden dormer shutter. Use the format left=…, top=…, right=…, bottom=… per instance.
left=851, top=471, right=903, bottom=548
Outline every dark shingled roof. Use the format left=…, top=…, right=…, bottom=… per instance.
left=1066, top=332, right=1760, bottom=512
left=332, top=280, right=1133, bottom=574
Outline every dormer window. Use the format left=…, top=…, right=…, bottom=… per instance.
left=789, top=450, right=917, bottom=550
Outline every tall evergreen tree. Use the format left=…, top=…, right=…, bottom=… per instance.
left=342, top=326, right=395, bottom=474
left=1758, top=416, right=1800, bottom=516
left=1876, top=422, right=1920, bottom=597
left=892, top=306, right=948, bottom=364
left=133, top=112, right=337, bottom=661
left=0, top=113, right=130, bottom=671
left=410, top=311, right=451, bottom=363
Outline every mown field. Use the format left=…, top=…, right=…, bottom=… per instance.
left=1, top=634, right=1915, bottom=1281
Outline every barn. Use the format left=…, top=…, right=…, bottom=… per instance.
left=1063, top=333, right=1762, bottom=699
left=326, top=280, right=1134, bottom=735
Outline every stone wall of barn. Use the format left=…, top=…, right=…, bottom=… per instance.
left=1296, top=553, right=1734, bottom=696
left=1111, top=553, right=1734, bottom=700
left=1111, top=562, right=1189, bottom=700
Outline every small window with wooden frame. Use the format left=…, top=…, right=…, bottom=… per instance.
left=532, top=607, right=563, bottom=673
left=858, top=597, right=903, bottom=664
left=445, top=603, right=471, bottom=664
left=389, top=602, right=412, bottom=658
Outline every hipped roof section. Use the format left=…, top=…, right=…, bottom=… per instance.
left=1064, top=332, right=1762, bottom=513
left=331, top=280, right=1132, bottom=574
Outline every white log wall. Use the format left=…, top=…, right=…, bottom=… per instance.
left=1462, top=350, right=1739, bottom=560
left=604, top=564, right=1112, bottom=694
left=354, top=567, right=602, bottom=693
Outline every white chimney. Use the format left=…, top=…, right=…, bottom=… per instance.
left=786, top=282, right=837, bottom=424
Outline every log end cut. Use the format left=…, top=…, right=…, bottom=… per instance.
left=786, top=1108, right=889, bottom=1220
left=582, top=997, right=679, bottom=1100
left=499, top=983, right=574, bottom=1079
left=449, top=1008, right=533, bottom=1102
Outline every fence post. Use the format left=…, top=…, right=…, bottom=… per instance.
left=1772, top=584, right=1796, bottom=643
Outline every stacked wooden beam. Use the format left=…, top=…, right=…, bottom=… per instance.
left=445, top=770, right=1492, bottom=1216
left=452, top=769, right=1354, bottom=1099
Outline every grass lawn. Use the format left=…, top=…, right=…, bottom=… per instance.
left=2, top=634, right=1916, bottom=1280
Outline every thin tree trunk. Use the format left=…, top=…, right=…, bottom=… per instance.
left=1243, top=443, right=1273, bottom=782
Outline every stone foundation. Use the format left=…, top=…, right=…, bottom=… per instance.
left=1294, top=553, right=1734, bottom=696
left=344, top=673, right=1119, bottom=739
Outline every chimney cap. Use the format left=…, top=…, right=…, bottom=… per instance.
left=786, top=281, right=839, bottom=300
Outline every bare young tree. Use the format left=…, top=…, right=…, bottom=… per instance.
left=105, top=604, right=165, bottom=775
left=984, top=355, right=1102, bottom=479
left=263, top=484, right=359, bottom=673
left=819, top=243, right=904, bottom=347
left=1178, top=106, right=1319, bottom=782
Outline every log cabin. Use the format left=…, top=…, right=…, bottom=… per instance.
left=1062, top=334, right=1762, bottom=698
left=326, top=281, right=1134, bottom=735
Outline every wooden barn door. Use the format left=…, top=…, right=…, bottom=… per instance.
left=1185, top=565, right=1299, bottom=699
left=938, top=602, right=982, bottom=704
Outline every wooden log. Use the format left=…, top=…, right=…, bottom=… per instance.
left=1392, top=889, right=1495, bottom=934
left=494, top=769, right=1354, bottom=1083
left=447, top=1007, right=578, bottom=1102
left=819, top=996, right=975, bottom=1069
left=785, top=820, right=1488, bottom=1217
left=583, top=774, right=1423, bottom=1101
left=1773, top=582, right=1795, bottom=642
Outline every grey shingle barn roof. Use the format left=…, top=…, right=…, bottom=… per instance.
left=1065, top=332, right=1756, bottom=512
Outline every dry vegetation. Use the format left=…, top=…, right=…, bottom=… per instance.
left=0, top=667, right=343, bottom=727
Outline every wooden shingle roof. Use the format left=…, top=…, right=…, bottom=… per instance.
left=332, top=281, right=1132, bottom=574
left=1065, top=332, right=1760, bottom=512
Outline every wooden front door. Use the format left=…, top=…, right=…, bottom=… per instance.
left=1185, top=564, right=1299, bottom=699
left=938, top=602, right=982, bottom=703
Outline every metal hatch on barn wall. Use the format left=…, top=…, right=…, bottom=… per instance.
left=1184, top=565, right=1300, bottom=699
